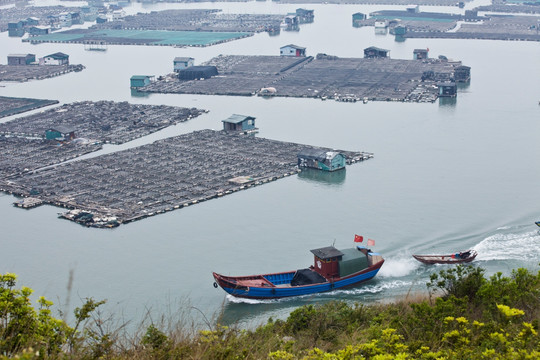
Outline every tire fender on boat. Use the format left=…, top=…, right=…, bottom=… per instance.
left=213, top=282, right=218, bottom=288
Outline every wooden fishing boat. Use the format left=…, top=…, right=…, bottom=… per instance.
left=412, top=250, right=477, bottom=265
left=212, top=245, right=384, bottom=299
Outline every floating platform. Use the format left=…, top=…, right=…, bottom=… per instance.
left=13, top=197, right=43, bottom=209
left=142, top=54, right=464, bottom=103
left=0, top=96, right=59, bottom=119
left=0, top=64, right=85, bottom=83
left=1, top=130, right=373, bottom=228
left=23, top=28, right=252, bottom=47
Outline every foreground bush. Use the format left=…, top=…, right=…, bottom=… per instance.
left=1, top=265, right=538, bottom=359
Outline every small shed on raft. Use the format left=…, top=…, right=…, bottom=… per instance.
left=222, top=114, right=256, bottom=132
left=298, top=149, right=346, bottom=171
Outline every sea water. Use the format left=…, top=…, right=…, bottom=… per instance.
left=0, top=0, right=539, bottom=330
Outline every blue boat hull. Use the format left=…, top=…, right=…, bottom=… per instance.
left=213, top=261, right=384, bottom=299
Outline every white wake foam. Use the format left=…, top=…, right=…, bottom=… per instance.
left=378, top=256, right=420, bottom=278
left=474, top=230, right=540, bottom=261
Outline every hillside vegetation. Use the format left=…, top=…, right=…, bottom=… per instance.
left=1, top=265, right=539, bottom=359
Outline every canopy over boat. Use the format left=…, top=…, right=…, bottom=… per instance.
left=213, top=245, right=384, bottom=299
left=412, top=250, right=477, bottom=265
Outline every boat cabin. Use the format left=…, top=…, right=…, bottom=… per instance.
left=310, top=245, right=372, bottom=279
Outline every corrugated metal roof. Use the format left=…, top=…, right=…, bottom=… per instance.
left=131, top=75, right=150, bottom=80
left=310, top=246, right=344, bottom=260
left=222, top=114, right=255, bottom=124
left=45, top=52, right=69, bottom=59
left=281, top=44, right=305, bottom=50
left=174, top=57, right=194, bottom=62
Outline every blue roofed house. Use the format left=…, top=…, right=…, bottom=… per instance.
left=8, top=20, right=26, bottom=37
left=298, top=149, right=346, bottom=172
left=222, top=114, right=257, bottom=133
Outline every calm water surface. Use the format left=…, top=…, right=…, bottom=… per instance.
left=0, top=1, right=539, bottom=329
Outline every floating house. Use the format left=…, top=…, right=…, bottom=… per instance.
left=364, top=46, right=390, bottom=58
left=298, top=149, right=346, bottom=172
left=178, top=66, right=218, bottom=80
left=45, top=127, right=76, bottom=141
left=374, top=20, right=388, bottom=28
left=454, top=65, right=471, bottom=82
left=281, top=14, right=299, bottom=30
left=438, top=82, right=457, bottom=97
left=40, top=52, right=69, bottom=65
left=222, top=114, right=257, bottom=133
left=390, top=25, right=407, bottom=35
left=296, top=8, right=314, bottom=23
left=280, top=44, right=306, bottom=57
left=413, top=49, right=429, bottom=60
left=8, top=21, right=25, bottom=37
left=352, top=12, right=366, bottom=27
left=173, top=57, right=194, bottom=72
left=29, top=26, right=51, bottom=36
left=26, top=17, right=40, bottom=26
left=7, top=54, right=36, bottom=65
left=130, top=75, right=154, bottom=88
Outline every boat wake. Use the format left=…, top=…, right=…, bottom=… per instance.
left=333, top=280, right=414, bottom=296
left=225, top=295, right=278, bottom=305
left=473, top=229, right=540, bottom=261
left=378, top=256, right=419, bottom=278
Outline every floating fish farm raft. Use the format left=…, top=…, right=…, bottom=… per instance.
left=402, top=15, right=540, bottom=41
left=0, top=101, right=205, bottom=145
left=0, top=101, right=205, bottom=178
left=92, top=9, right=287, bottom=33
left=0, top=136, right=102, bottom=179
left=0, top=64, right=85, bottom=82
left=0, top=130, right=373, bottom=228
left=24, top=28, right=252, bottom=47
left=0, top=96, right=58, bottom=118
left=142, top=54, right=465, bottom=102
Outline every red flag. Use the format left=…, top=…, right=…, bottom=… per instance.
left=354, top=234, right=363, bottom=243
left=367, top=239, right=375, bottom=246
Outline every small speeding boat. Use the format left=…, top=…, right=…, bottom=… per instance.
left=412, top=250, right=477, bottom=265
left=213, top=245, right=384, bottom=299
left=535, top=221, right=540, bottom=228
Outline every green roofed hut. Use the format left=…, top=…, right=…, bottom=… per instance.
left=45, top=126, right=76, bottom=142
left=130, top=75, right=154, bottom=88
left=298, top=149, right=346, bottom=172
left=222, top=114, right=257, bottom=134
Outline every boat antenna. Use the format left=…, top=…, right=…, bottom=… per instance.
left=332, top=239, right=336, bottom=247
